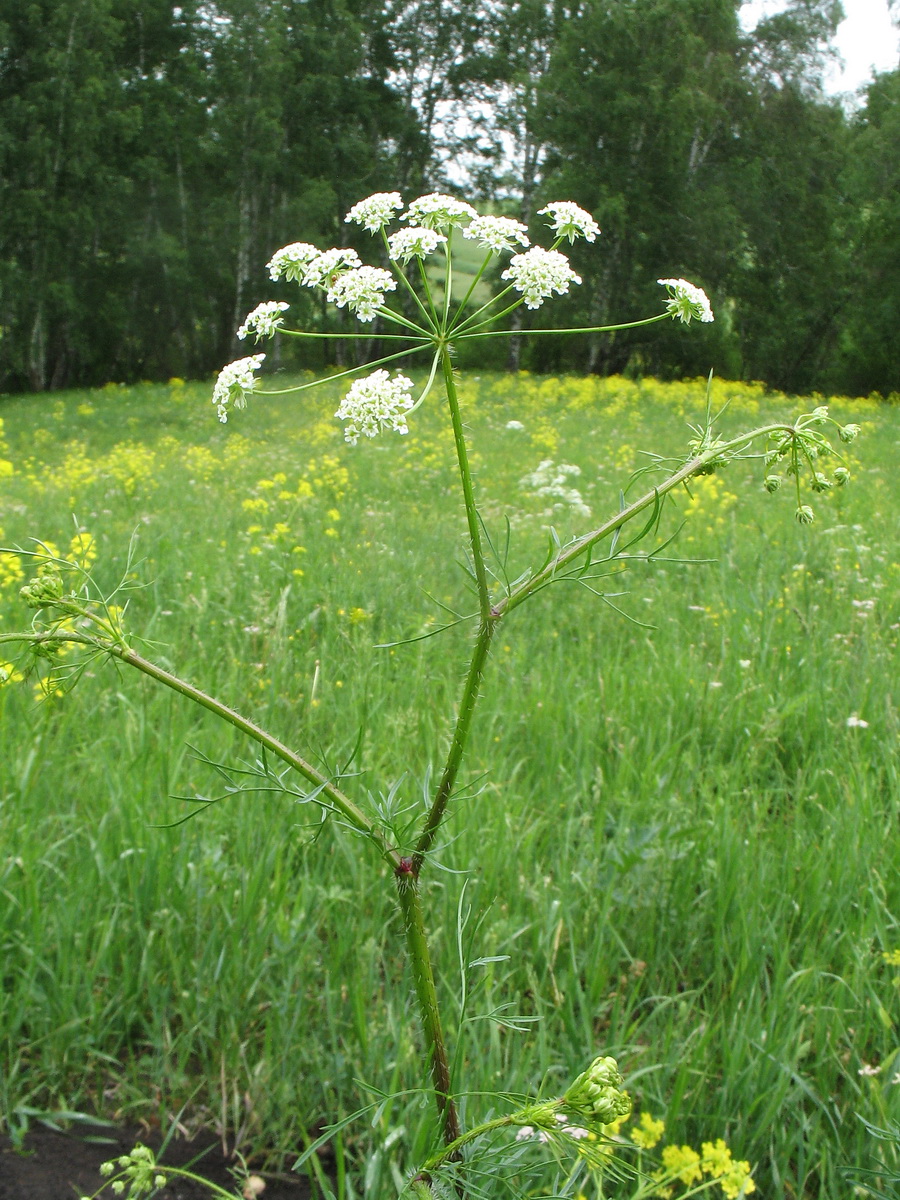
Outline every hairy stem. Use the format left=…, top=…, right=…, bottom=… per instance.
left=414, top=617, right=495, bottom=873
left=396, top=870, right=462, bottom=1149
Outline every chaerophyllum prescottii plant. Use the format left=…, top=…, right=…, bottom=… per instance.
left=1, top=192, right=862, bottom=1199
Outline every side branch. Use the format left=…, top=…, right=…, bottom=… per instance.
left=1, top=630, right=397, bottom=867
left=496, top=422, right=796, bottom=618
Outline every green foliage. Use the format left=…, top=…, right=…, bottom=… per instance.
left=0, top=374, right=898, bottom=1196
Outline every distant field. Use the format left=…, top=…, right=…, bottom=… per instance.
left=0, top=372, right=898, bottom=1197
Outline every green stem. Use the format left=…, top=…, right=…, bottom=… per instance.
left=1, top=630, right=398, bottom=867
left=396, top=870, right=462, bottom=1149
left=416, top=255, right=441, bottom=327
left=259, top=343, right=432, bottom=395
left=376, top=305, right=436, bottom=337
left=382, top=229, right=439, bottom=332
left=413, top=618, right=494, bottom=873
left=454, top=296, right=523, bottom=337
left=450, top=282, right=517, bottom=335
left=440, top=347, right=491, bottom=621
left=420, top=1113, right=514, bottom=1174
left=450, top=250, right=493, bottom=327
left=281, top=328, right=426, bottom=341
left=442, top=231, right=453, bottom=328
left=456, top=312, right=670, bottom=340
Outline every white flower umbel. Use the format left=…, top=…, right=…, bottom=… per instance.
left=658, top=278, right=714, bottom=324
left=335, top=370, right=414, bottom=444
left=266, top=242, right=320, bottom=282
left=212, top=354, right=265, bottom=422
left=538, top=201, right=600, bottom=243
left=402, top=193, right=477, bottom=230
left=387, top=226, right=448, bottom=263
left=463, top=215, right=530, bottom=254
left=345, top=191, right=404, bottom=232
left=501, top=247, right=582, bottom=309
left=303, top=247, right=363, bottom=289
left=236, top=301, right=290, bottom=342
left=326, top=266, right=398, bottom=322
left=520, top=459, right=591, bottom=519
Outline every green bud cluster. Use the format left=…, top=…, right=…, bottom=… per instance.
left=20, top=571, right=66, bottom=607
left=91, top=1145, right=165, bottom=1200
left=839, top=423, right=860, bottom=443
left=763, top=474, right=782, bottom=493
left=563, top=1055, right=632, bottom=1124
left=795, top=505, right=815, bottom=525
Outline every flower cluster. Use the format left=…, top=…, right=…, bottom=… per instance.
left=388, top=226, right=448, bottom=263
left=502, top=247, right=582, bottom=309
left=334, top=370, right=415, bottom=444
left=463, top=215, right=530, bottom=254
left=658, top=278, right=714, bottom=324
left=87, top=1145, right=166, bottom=1200
left=304, top=247, right=363, bottom=289
left=345, top=191, right=403, bottom=232
left=237, top=301, right=289, bottom=342
left=266, top=242, right=319, bottom=282
left=563, top=1056, right=632, bottom=1125
left=700, top=1139, right=755, bottom=1199
left=539, top=201, right=600, bottom=243
left=402, top=192, right=478, bottom=229
left=326, top=265, right=397, bottom=321
left=212, top=354, right=265, bottom=422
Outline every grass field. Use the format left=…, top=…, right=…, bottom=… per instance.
left=0, top=370, right=898, bottom=1198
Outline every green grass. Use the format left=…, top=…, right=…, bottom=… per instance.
left=0, top=372, right=898, bottom=1197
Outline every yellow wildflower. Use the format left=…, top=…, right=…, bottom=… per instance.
left=631, top=1111, right=665, bottom=1150
left=720, top=1160, right=755, bottom=1199
left=882, top=949, right=900, bottom=967
left=661, top=1143, right=702, bottom=1185
left=701, top=1139, right=732, bottom=1178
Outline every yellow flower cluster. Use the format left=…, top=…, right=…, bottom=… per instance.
left=701, top=1139, right=755, bottom=1199
left=24, top=439, right=158, bottom=503
left=618, top=1113, right=755, bottom=1199
left=0, top=417, right=13, bottom=479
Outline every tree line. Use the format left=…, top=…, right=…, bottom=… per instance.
left=0, top=0, right=898, bottom=396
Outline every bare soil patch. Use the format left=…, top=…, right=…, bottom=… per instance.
left=0, top=1125, right=312, bottom=1200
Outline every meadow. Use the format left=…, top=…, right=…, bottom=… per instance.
left=0, top=370, right=898, bottom=1198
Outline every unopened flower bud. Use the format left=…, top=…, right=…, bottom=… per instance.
left=834, top=466, right=850, bottom=486
left=811, top=405, right=829, bottom=424
left=811, top=472, right=833, bottom=493
left=795, top=505, right=815, bottom=525
left=564, top=1055, right=631, bottom=1123
left=154, top=1175, right=167, bottom=1189
left=839, top=423, right=860, bottom=443
left=20, top=573, right=65, bottom=607
left=763, top=474, right=782, bottom=493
